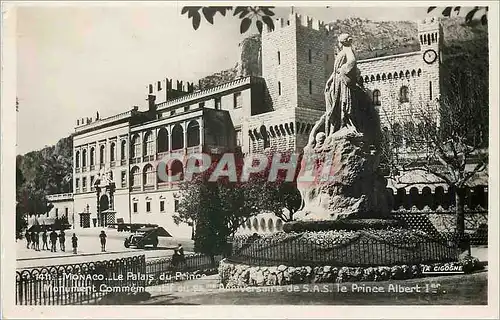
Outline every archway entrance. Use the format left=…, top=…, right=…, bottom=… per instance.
left=99, top=195, right=109, bottom=227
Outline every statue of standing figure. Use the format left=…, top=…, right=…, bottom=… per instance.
left=324, top=33, right=361, bottom=137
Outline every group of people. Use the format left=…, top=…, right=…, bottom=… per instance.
left=25, top=230, right=79, bottom=254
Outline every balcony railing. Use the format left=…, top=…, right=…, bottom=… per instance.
left=121, top=159, right=127, bottom=166
left=110, top=161, right=116, bottom=168
left=46, top=193, right=74, bottom=201
left=75, top=168, right=80, bottom=173
left=82, top=167, right=87, bottom=172
left=90, top=165, right=95, bottom=171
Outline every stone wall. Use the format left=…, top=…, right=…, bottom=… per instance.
left=219, top=258, right=481, bottom=287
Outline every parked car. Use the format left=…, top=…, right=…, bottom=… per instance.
left=124, top=226, right=171, bottom=249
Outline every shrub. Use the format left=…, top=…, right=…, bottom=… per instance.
left=283, top=219, right=405, bottom=233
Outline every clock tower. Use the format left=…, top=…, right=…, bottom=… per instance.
left=418, top=17, right=443, bottom=105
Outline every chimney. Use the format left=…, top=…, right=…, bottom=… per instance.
left=147, top=94, right=156, bottom=112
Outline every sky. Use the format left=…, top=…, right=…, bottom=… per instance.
left=16, top=4, right=446, bottom=155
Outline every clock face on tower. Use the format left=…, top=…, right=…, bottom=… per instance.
left=423, top=49, right=438, bottom=64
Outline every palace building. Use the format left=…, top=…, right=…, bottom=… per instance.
left=47, top=14, right=448, bottom=238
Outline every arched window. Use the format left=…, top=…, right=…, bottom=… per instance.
left=157, top=128, right=169, bottom=153
left=99, top=145, right=105, bottom=164
left=130, top=166, right=140, bottom=187
left=89, top=148, right=95, bottom=166
left=143, top=164, right=155, bottom=186
left=187, top=120, right=200, bottom=147
left=172, top=124, right=184, bottom=150
left=131, top=134, right=140, bottom=158
left=143, top=131, right=154, bottom=156
left=399, top=86, right=409, bottom=103
left=372, top=89, right=381, bottom=106
left=268, top=219, right=274, bottom=233
left=82, top=149, right=87, bottom=167
left=75, top=151, right=80, bottom=168
left=170, top=160, right=184, bottom=181
left=260, top=218, right=266, bottom=232
left=246, top=219, right=252, bottom=229
left=276, top=219, right=283, bottom=231
left=253, top=218, right=259, bottom=231
left=110, top=143, right=116, bottom=162
left=121, top=140, right=127, bottom=160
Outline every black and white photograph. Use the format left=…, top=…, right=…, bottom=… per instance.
left=1, top=2, right=498, bottom=318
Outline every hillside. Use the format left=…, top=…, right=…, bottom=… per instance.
left=197, top=17, right=488, bottom=87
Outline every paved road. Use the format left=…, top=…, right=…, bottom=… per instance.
left=16, top=228, right=193, bottom=269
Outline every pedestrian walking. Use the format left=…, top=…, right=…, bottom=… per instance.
left=99, top=230, right=107, bottom=252
left=59, top=230, right=66, bottom=252
left=25, top=231, right=31, bottom=249
left=34, top=232, right=40, bottom=251
left=49, top=230, right=58, bottom=252
left=31, top=232, right=36, bottom=249
left=72, top=233, right=78, bottom=254
left=41, top=231, right=49, bottom=250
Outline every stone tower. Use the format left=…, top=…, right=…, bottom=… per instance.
left=261, top=12, right=336, bottom=112
left=249, top=12, right=336, bottom=153
left=418, top=17, right=443, bottom=105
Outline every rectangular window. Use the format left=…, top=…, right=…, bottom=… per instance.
left=277, top=51, right=281, bottom=65
left=90, top=176, right=95, bottom=191
left=326, top=54, right=329, bottom=61
left=233, top=92, right=242, bottom=109
left=65, top=207, right=68, bottom=217
left=55, top=208, right=59, bottom=217
left=429, top=81, right=433, bottom=100
left=215, top=97, right=221, bottom=110
left=75, top=178, right=80, bottom=192
left=278, top=82, right=281, bottom=96
left=236, top=129, right=242, bottom=147
left=160, top=200, right=165, bottom=212
left=82, top=177, right=87, bottom=192
left=121, top=171, right=127, bottom=188
left=309, top=80, right=312, bottom=94
left=133, top=203, right=138, bottom=213
left=308, top=49, right=312, bottom=63
left=174, top=199, right=179, bottom=212
left=146, top=201, right=151, bottom=213
left=149, top=84, right=153, bottom=94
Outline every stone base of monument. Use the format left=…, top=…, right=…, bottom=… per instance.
left=219, top=227, right=482, bottom=288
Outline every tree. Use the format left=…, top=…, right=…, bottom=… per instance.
left=173, top=154, right=265, bottom=258
left=381, top=39, right=488, bottom=240
left=249, top=151, right=302, bottom=222
left=173, top=151, right=304, bottom=257
left=181, top=6, right=275, bottom=34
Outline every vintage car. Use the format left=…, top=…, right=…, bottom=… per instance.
left=124, top=226, right=172, bottom=249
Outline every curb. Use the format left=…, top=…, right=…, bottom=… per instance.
left=17, top=249, right=144, bottom=262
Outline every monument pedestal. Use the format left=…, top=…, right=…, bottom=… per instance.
left=296, top=126, right=389, bottom=221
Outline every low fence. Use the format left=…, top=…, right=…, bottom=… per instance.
left=16, top=253, right=221, bottom=305
left=146, top=253, right=223, bottom=285
left=16, top=255, right=146, bottom=305
left=227, top=234, right=460, bottom=268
